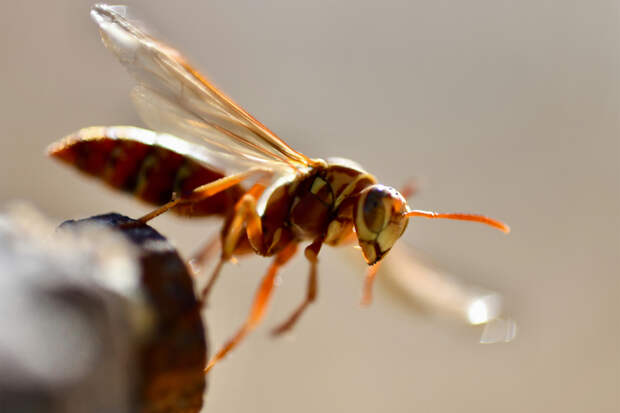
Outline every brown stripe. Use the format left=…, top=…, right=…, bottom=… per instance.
left=50, top=133, right=245, bottom=217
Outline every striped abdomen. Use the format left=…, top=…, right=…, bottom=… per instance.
left=48, top=126, right=244, bottom=217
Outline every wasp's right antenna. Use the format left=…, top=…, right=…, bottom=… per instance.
left=404, top=210, right=510, bottom=233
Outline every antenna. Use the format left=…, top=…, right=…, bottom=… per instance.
left=404, top=210, right=510, bottom=233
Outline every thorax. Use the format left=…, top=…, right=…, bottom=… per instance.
left=258, top=158, right=377, bottom=243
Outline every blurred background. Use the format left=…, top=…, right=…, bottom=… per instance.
left=1, top=1, right=618, bottom=412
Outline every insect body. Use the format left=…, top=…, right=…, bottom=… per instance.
left=49, top=4, right=510, bottom=373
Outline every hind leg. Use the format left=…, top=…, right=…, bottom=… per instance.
left=138, top=168, right=269, bottom=223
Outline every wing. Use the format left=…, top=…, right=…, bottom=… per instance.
left=379, top=244, right=517, bottom=342
left=90, top=4, right=315, bottom=175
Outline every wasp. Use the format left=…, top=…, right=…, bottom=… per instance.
left=48, top=4, right=510, bottom=373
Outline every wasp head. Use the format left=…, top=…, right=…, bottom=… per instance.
left=353, top=184, right=409, bottom=265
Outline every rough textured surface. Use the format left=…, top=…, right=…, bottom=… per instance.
left=61, top=213, right=208, bottom=413
left=0, top=209, right=206, bottom=413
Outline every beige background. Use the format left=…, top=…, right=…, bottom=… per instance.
left=1, top=1, right=618, bottom=412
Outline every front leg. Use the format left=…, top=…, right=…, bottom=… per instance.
left=204, top=242, right=299, bottom=373
left=360, top=261, right=382, bottom=306
left=199, top=183, right=267, bottom=304
left=271, top=237, right=323, bottom=335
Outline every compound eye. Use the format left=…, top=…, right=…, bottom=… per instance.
left=363, top=187, right=387, bottom=233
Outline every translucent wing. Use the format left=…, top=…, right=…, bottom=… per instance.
left=90, top=4, right=314, bottom=175
left=379, top=244, right=517, bottom=342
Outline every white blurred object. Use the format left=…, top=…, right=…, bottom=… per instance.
left=480, top=318, right=518, bottom=344
left=466, top=294, right=502, bottom=325
left=380, top=244, right=516, bottom=342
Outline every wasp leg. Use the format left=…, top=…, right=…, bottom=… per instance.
left=360, top=261, right=382, bottom=306
left=327, top=226, right=381, bottom=306
left=400, top=179, right=419, bottom=200
left=189, top=235, right=220, bottom=274
left=138, top=168, right=269, bottom=223
left=222, top=184, right=267, bottom=258
left=198, top=259, right=226, bottom=307
left=199, top=183, right=267, bottom=305
left=204, top=242, right=298, bottom=373
left=270, top=238, right=323, bottom=336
